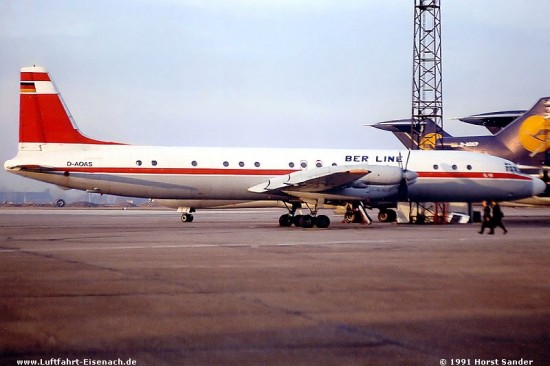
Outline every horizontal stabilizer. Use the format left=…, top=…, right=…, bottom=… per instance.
left=4, top=164, right=56, bottom=172
left=368, top=119, right=426, bottom=133
left=455, top=110, right=527, bottom=134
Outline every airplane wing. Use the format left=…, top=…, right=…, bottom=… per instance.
left=248, top=165, right=371, bottom=194
left=248, top=164, right=411, bottom=198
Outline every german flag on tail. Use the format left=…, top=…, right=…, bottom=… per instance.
left=20, top=82, right=36, bottom=93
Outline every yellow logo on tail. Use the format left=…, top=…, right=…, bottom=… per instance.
left=518, top=116, right=550, bottom=155
left=419, top=133, right=442, bottom=150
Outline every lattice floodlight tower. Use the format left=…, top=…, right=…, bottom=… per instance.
left=411, top=0, right=443, bottom=150
left=409, top=0, right=447, bottom=224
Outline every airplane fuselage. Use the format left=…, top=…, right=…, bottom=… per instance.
left=5, top=144, right=540, bottom=206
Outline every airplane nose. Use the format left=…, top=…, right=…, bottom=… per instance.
left=532, top=177, right=546, bottom=196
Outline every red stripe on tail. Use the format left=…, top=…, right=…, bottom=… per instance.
left=21, top=72, right=51, bottom=82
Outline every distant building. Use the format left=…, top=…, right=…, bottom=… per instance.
left=0, top=190, right=150, bottom=206
left=0, top=191, right=53, bottom=204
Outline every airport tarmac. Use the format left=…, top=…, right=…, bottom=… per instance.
left=1, top=207, right=549, bottom=365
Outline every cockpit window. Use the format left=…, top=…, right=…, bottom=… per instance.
left=504, top=162, right=519, bottom=173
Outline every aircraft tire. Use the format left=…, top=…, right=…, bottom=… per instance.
left=378, top=209, right=397, bottom=223
left=314, top=215, right=330, bottom=228
left=181, top=213, right=194, bottom=223
left=299, top=215, right=315, bottom=228
left=378, top=210, right=389, bottom=222
left=279, top=214, right=293, bottom=227
left=343, top=212, right=354, bottom=223
left=293, top=215, right=303, bottom=227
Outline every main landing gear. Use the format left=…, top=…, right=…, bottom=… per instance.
left=343, top=202, right=373, bottom=225
left=278, top=213, right=331, bottom=228
left=279, top=202, right=331, bottom=228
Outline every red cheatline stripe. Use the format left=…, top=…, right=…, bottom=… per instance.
left=417, top=171, right=532, bottom=180
left=32, top=167, right=533, bottom=180
left=47, top=167, right=297, bottom=176
left=21, top=72, right=51, bottom=82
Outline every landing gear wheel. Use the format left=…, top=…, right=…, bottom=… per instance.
left=314, top=215, right=330, bottom=228
left=298, top=215, right=315, bottom=228
left=378, top=209, right=397, bottom=222
left=279, top=214, right=293, bottom=227
left=293, top=215, right=303, bottom=227
left=344, top=212, right=354, bottom=223
left=56, top=199, right=66, bottom=208
left=344, top=212, right=363, bottom=223
left=181, top=213, right=194, bottom=223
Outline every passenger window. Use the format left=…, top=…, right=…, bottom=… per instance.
left=191, top=161, right=198, bottom=167
left=300, top=161, right=308, bottom=169
left=452, top=164, right=457, bottom=170
left=239, top=161, right=245, bottom=167
left=223, top=161, right=229, bottom=167
left=289, top=162, right=295, bottom=168
left=136, top=160, right=142, bottom=166
left=467, top=165, right=472, bottom=170
left=254, top=162, right=260, bottom=167
left=315, top=160, right=323, bottom=168
left=433, top=164, right=439, bottom=170
left=152, top=160, right=158, bottom=166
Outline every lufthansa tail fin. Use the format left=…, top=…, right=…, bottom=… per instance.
left=19, top=66, right=121, bottom=145
left=369, top=119, right=452, bottom=150
left=493, top=97, right=550, bottom=158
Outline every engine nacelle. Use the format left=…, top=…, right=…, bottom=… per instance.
left=352, top=165, right=407, bottom=187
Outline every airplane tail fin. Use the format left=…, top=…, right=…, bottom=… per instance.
left=369, top=119, right=451, bottom=150
left=495, top=97, right=550, bottom=159
left=19, top=66, right=121, bottom=146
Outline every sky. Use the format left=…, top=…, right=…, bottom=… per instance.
left=0, top=0, right=549, bottom=192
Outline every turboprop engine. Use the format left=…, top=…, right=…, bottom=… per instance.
left=351, top=165, right=418, bottom=188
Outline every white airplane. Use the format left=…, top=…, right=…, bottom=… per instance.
left=4, top=66, right=546, bottom=228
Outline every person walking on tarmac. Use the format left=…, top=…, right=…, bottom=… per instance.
left=491, top=200, right=508, bottom=234
left=479, top=200, right=494, bottom=235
